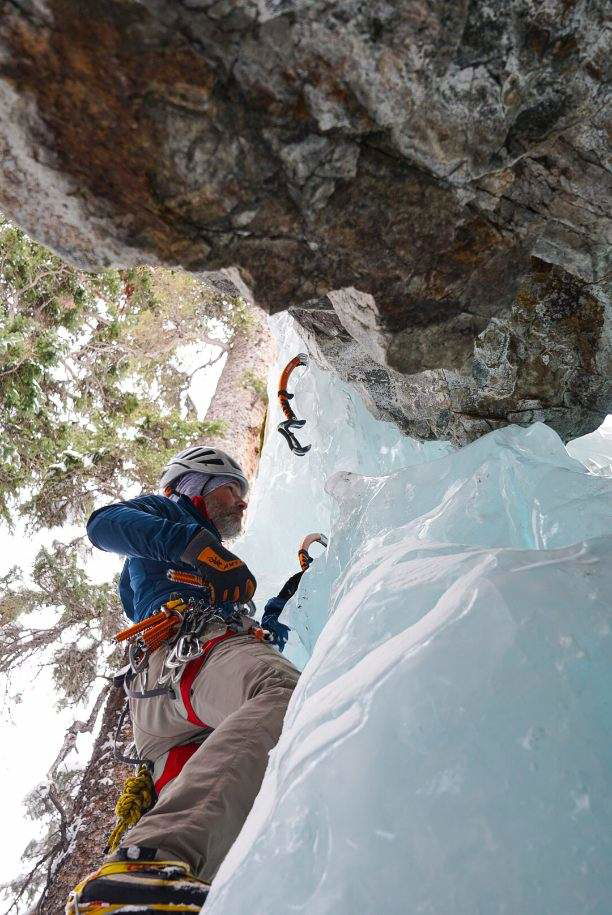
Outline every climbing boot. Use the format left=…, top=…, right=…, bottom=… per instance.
left=65, top=858, right=210, bottom=913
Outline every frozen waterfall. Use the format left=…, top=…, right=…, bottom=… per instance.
left=206, top=314, right=612, bottom=914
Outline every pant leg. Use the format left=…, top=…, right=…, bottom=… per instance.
left=124, top=634, right=300, bottom=881
left=128, top=643, right=211, bottom=763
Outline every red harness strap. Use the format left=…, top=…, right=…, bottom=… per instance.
left=179, top=628, right=240, bottom=727
left=154, top=629, right=241, bottom=794
left=154, top=742, right=200, bottom=795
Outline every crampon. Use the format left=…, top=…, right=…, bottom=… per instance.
left=65, top=858, right=210, bottom=914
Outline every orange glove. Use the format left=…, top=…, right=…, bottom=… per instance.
left=181, top=529, right=256, bottom=605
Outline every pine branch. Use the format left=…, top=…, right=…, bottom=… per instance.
left=197, top=333, right=230, bottom=353
left=0, top=621, right=66, bottom=675
left=47, top=785, right=69, bottom=850
left=3, top=684, right=112, bottom=914
left=187, top=350, right=226, bottom=382
left=3, top=841, right=62, bottom=915
left=48, top=684, right=110, bottom=780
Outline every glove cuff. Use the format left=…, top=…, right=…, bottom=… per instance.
left=181, top=528, right=218, bottom=567
left=277, top=570, right=304, bottom=604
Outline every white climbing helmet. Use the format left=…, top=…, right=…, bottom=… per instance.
left=160, top=446, right=248, bottom=497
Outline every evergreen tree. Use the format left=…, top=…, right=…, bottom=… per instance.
left=0, top=220, right=273, bottom=912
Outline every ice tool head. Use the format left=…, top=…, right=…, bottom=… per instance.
left=277, top=353, right=311, bottom=456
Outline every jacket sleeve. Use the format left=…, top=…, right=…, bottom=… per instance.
left=262, top=595, right=287, bottom=619
left=261, top=570, right=304, bottom=620
left=86, top=498, right=201, bottom=563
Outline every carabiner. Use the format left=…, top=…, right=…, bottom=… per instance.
left=128, top=641, right=150, bottom=675
left=176, top=635, right=203, bottom=663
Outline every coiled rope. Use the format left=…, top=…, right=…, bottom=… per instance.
left=105, top=764, right=156, bottom=853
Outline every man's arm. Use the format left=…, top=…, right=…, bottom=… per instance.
left=87, top=498, right=201, bottom=563
left=260, top=571, right=303, bottom=652
left=88, top=496, right=257, bottom=604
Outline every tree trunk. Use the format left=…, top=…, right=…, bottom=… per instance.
left=203, top=269, right=275, bottom=478
left=37, top=275, right=274, bottom=913
left=40, top=686, right=130, bottom=914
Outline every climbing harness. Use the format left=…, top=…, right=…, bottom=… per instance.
left=277, top=353, right=311, bottom=455
left=298, top=532, right=328, bottom=571
left=107, top=589, right=265, bottom=852
left=105, top=763, right=156, bottom=854
left=115, top=591, right=260, bottom=694
left=111, top=589, right=260, bottom=753
left=155, top=601, right=252, bottom=688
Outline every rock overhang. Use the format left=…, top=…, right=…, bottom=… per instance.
left=0, top=0, right=609, bottom=443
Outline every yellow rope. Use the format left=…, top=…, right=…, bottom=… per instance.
left=105, top=764, right=156, bottom=853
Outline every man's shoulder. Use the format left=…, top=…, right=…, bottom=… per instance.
left=126, top=493, right=174, bottom=512
left=134, top=494, right=208, bottom=524
left=87, top=493, right=214, bottom=528
left=87, top=493, right=179, bottom=526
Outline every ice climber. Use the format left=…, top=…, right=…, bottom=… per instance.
left=67, top=445, right=300, bottom=914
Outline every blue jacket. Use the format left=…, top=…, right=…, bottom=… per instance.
left=87, top=494, right=228, bottom=622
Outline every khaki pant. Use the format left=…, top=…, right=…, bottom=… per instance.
left=122, top=632, right=300, bottom=882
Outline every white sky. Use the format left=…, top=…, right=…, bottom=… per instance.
left=0, top=342, right=226, bottom=899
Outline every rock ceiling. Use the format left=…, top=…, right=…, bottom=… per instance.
left=0, top=0, right=609, bottom=442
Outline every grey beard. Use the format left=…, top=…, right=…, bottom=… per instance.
left=213, top=511, right=243, bottom=539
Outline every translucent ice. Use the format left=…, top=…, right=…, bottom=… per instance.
left=232, top=315, right=452, bottom=668
left=567, top=415, right=612, bottom=478
left=205, top=315, right=612, bottom=914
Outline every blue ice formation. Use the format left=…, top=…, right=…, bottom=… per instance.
left=206, top=314, right=612, bottom=914
left=567, top=415, right=612, bottom=478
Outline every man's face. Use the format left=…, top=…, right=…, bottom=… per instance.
left=203, top=482, right=247, bottom=539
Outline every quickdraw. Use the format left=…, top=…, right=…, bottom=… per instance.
left=277, top=353, right=311, bottom=456
left=298, top=532, right=328, bottom=571
left=115, top=591, right=259, bottom=690
left=115, top=598, right=187, bottom=654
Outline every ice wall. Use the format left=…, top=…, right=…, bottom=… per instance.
left=567, top=415, right=612, bottom=478
left=232, top=315, right=452, bottom=669
left=208, top=315, right=612, bottom=914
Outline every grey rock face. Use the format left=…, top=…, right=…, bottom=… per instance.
left=292, top=259, right=610, bottom=445
left=0, top=0, right=609, bottom=441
